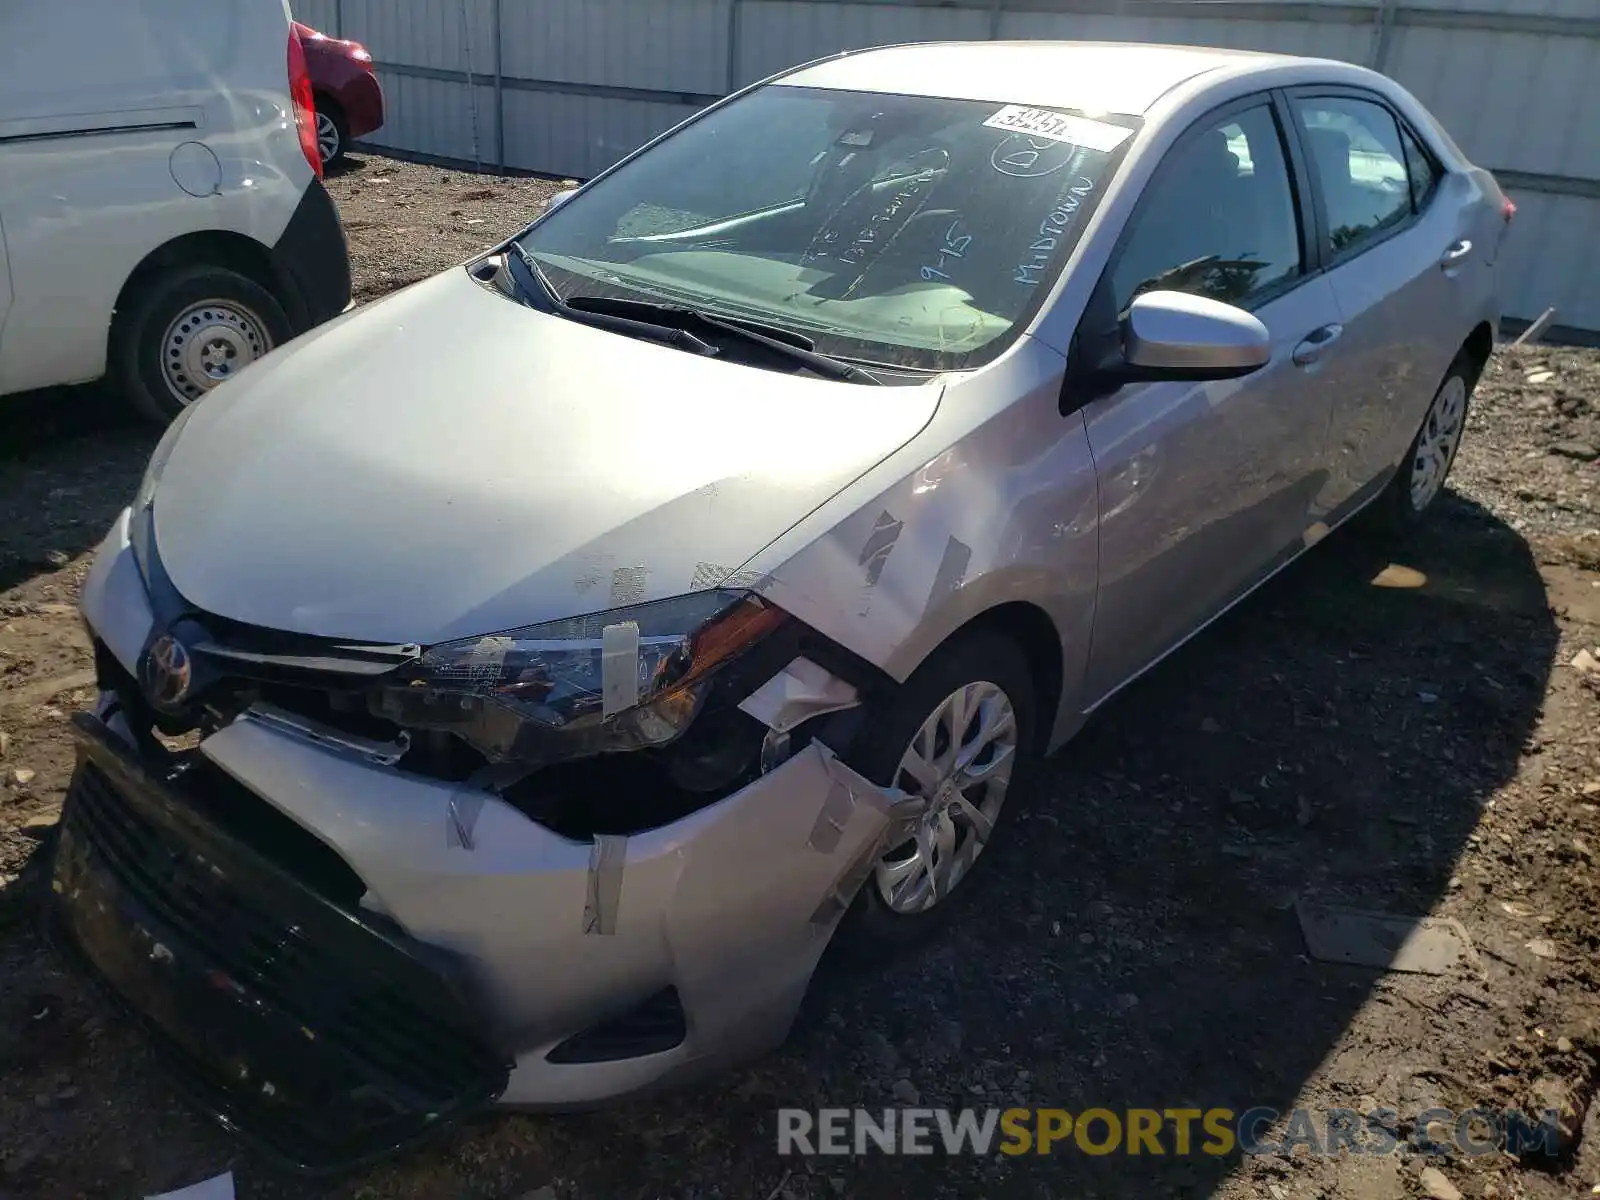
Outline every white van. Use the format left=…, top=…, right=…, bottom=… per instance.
left=0, top=0, right=351, bottom=422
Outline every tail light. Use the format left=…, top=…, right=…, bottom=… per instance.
left=1502, top=198, right=1517, bottom=223
left=287, top=29, right=323, bottom=180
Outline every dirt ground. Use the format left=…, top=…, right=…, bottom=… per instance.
left=0, top=153, right=1597, bottom=1200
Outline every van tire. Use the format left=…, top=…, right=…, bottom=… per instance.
left=112, top=265, right=291, bottom=425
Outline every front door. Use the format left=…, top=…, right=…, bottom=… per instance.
left=1078, top=96, right=1345, bottom=702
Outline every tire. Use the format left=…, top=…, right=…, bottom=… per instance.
left=832, top=629, right=1038, bottom=953
left=111, top=265, right=291, bottom=425
left=1365, top=351, right=1478, bottom=537
left=315, top=101, right=348, bottom=166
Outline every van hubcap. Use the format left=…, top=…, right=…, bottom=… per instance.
left=1410, top=374, right=1467, bottom=511
left=874, top=681, right=1017, bottom=915
left=161, top=300, right=270, bottom=405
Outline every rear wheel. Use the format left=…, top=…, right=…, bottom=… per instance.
left=112, top=265, right=291, bottom=424
left=834, top=630, right=1037, bottom=952
left=1366, top=351, right=1478, bottom=536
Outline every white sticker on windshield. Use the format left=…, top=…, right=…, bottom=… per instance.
left=983, top=106, right=1133, bottom=153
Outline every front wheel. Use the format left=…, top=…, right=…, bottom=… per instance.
left=111, top=265, right=291, bottom=424
left=834, top=629, right=1038, bottom=952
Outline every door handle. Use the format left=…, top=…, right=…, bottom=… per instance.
left=1292, top=323, right=1343, bottom=367
left=1439, top=239, right=1473, bottom=268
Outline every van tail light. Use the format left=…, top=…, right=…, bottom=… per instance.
left=287, top=29, right=323, bottom=180
left=1502, top=198, right=1517, bottom=223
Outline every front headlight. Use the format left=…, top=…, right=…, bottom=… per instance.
left=373, top=590, right=788, bottom=767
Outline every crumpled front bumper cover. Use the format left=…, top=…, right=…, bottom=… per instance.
left=49, top=712, right=510, bottom=1175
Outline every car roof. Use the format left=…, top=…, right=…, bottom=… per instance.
left=775, top=40, right=1294, bottom=117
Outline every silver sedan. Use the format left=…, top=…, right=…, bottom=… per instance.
left=59, top=40, right=1506, bottom=1170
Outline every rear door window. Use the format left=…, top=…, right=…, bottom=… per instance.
left=1398, top=121, right=1441, bottom=211
left=1293, top=97, right=1412, bottom=259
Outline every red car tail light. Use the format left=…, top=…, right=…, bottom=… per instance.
left=288, top=29, right=323, bottom=179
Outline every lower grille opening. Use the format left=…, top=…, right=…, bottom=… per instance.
left=545, top=988, right=687, bottom=1064
left=172, top=757, right=367, bottom=909
left=55, top=748, right=508, bottom=1172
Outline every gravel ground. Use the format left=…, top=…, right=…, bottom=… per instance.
left=0, top=153, right=1597, bottom=1200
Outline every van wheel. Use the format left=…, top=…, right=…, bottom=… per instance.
left=832, top=629, right=1038, bottom=954
left=113, top=265, right=291, bottom=424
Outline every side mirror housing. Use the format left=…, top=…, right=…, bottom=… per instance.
left=1111, top=289, right=1271, bottom=383
left=544, top=187, right=579, bottom=214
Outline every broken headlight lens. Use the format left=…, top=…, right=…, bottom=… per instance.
left=372, top=590, right=788, bottom=767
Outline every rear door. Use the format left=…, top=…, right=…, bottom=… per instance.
left=1075, top=95, right=1346, bottom=701
left=1284, top=88, right=1477, bottom=510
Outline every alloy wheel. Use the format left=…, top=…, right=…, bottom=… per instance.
left=1409, top=374, right=1467, bottom=511
left=873, top=680, right=1018, bottom=914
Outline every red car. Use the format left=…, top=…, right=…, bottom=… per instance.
left=293, top=22, right=385, bottom=166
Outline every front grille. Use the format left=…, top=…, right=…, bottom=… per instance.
left=55, top=735, right=508, bottom=1172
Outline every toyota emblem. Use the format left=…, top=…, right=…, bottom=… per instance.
left=141, top=633, right=193, bottom=711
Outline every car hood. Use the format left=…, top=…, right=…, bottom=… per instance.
left=153, top=268, right=941, bottom=644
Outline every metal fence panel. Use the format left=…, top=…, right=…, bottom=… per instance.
left=1386, top=24, right=1600, bottom=180
left=995, top=9, right=1377, bottom=60
left=501, top=0, right=730, bottom=95
left=290, top=0, right=340, bottom=34
left=1495, top=190, right=1600, bottom=331
left=341, top=0, right=1600, bottom=330
left=501, top=89, right=699, bottom=179
left=734, top=1, right=991, bottom=85
left=371, top=71, right=495, bottom=163
left=345, top=0, right=494, bottom=73
left=1398, top=0, right=1595, bottom=13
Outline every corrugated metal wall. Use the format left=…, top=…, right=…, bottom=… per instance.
left=293, top=0, right=1600, bottom=332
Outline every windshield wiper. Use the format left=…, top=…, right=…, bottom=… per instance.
left=501, top=243, right=716, bottom=357
left=564, top=295, right=882, bottom=385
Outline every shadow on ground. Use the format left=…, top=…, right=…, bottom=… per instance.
left=322, top=152, right=373, bottom=180
left=0, top=385, right=154, bottom=593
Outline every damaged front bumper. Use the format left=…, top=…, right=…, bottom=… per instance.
left=56, top=510, right=906, bottom=1171
left=50, top=712, right=509, bottom=1173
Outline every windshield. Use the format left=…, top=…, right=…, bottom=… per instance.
left=516, top=85, right=1138, bottom=372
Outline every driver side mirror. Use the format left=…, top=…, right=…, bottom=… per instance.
left=543, top=187, right=579, bottom=214
left=1109, top=290, right=1271, bottom=384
